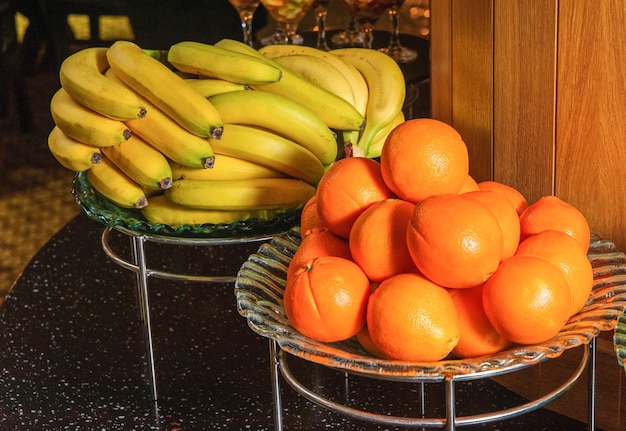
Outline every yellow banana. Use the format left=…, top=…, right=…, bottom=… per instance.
left=259, top=44, right=369, bottom=116
left=106, top=40, right=224, bottom=138
left=59, top=47, right=146, bottom=120
left=168, top=41, right=282, bottom=85
left=272, top=54, right=356, bottom=108
left=185, top=78, right=247, bottom=98
left=105, top=69, right=216, bottom=169
left=331, top=48, right=406, bottom=157
left=87, top=157, right=148, bottom=209
left=170, top=155, right=286, bottom=181
left=208, top=90, right=337, bottom=165
left=47, top=126, right=102, bottom=171
left=142, top=194, right=289, bottom=226
left=214, top=38, right=365, bottom=132
left=366, top=110, right=405, bottom=159
left=101, top=134, right=173, bottom=190
left=166, top=178, right=316, bottom=211
left=209, top=124, right=325, bottom=186
left=50, top=88, right=131, bottom=147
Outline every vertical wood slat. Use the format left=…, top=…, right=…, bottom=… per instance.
left=555, top=0, right=626, bottom=251
left=429, top=0, right=453, bottom=124
left=492, top=0, right=557, bottom=203
left=430, top=0, right=493, bottom=183
left=451, top=0, right=493, bottom=183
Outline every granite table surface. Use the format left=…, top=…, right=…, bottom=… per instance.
left=0, top=214, right=598, bottom=430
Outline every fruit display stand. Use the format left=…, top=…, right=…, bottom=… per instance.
left=72, top=171, right=300, bottom=400
left=236, top=227, right=626, bottom=431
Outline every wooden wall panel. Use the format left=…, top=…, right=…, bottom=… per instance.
left=555, top=1, right=626, bottom=251
left=493, top=0, right=557, bottom=202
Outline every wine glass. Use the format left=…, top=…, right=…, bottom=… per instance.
left=330, top=13, right=366, bottom=47
left=313, top=0, right=331, bottom=51
left=378, top=0, right=417, bottom=63
left=340, top=0, right=395, bottom=49
left=259, top=0, right=317, bottom=45
left=228, top=0, right=261, bottom=47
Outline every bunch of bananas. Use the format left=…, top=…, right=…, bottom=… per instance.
left=48, top=38, right=407, bottom=226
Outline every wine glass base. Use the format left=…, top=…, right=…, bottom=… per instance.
left=261, top=33, right=305, bottom=46
left=331, top=30, right=366, bottom=48
left=379, top=46, right=418, bottom=64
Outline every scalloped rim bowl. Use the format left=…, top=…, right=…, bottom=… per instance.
left=236, top=227, right=626, bottom=379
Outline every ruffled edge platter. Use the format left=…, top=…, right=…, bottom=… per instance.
left=71, top=171, right=300, bottom=239
left=236, top=227, right=626, bottom=379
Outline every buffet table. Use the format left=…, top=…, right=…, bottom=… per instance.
left=0, top=213, right=611, bottom=430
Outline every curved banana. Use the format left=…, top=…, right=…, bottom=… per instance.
left=209, top=124, right=325, bottom=186
left=259, top=44, right=369, bottom=116
left=47, top=126, right=101, bottom=171
left=170, top=155, right=286, bottom=181
left=331, top=48, right=406, bottom=157
left=272, top=54, right=355, bottom=108
left=87, top=157, right=148, bottom=209
left=214, top=38, right=364, bottom=132
left=101, top=134, right=173, bottom=190
left=50, top=88, right=131, bottom=147
left=366, top=110, right=405, bottom=159
left=105, top=69, right=216, bottom=169
left=168, top=41, right=282, bottom=85
left=59, top=47, right=146, bottom=120
left=166, top=178, right=316, bottom=211
left=185, top=78, right=247, bottom=98
left=142, top=194, right=289, bottom=226
left=106, top=40, right=223, bottom=139
left=208, top=90, right=337, bottom=165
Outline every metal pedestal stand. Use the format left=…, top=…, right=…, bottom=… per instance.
left=100, top=226, right=275, bottom=400
left=269, top=333, right=597, bottom=431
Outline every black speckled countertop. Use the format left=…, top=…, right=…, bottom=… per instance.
left=0, top=214, right=599, bottom=430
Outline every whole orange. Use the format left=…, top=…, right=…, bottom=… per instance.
left=366, top=272, right=459, bottom=361
left=299, top=195, right=324, bottom=238
left=515, top=230, right=593, bottom=316
left=464, top=189, right=521, bottom=259
left=287, top=227, right=352, bottom=282
left=316, top=157, right=395, bottom=238
left=355, top=324, right=386, bottom=357
left=406, top=193, right=504, bottom=288
left=477, top=180, right=528, bottom=215
left=482, top=255, right=573, bottom=345
left=458, top=174, right=480, bottom=193
left=519, top=195, right=591, bottom=253
left=380, top=118, right=469, bottom=203
left=450, top=285, right=512, bottom=358
left=283, top=255, right=371, bottom=343
left=349, top=198, right=418, bottom=282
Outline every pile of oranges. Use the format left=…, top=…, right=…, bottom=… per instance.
left=283, top=118, right=593, bottom=362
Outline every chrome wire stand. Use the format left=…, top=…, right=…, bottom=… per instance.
left=269, top=337, right=597, bottom=431
left=101, top=226, right=274, bottom=400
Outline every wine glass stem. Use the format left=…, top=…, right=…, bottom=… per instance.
left=284, top=22, right=299, bottom=44
left=316, top=6, right=330, bottom=51
left=361, top=23, right=374, bottom=49
left=240, top=12, right=255, bottom=47
left=387, top=6, right=402, bottom=50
